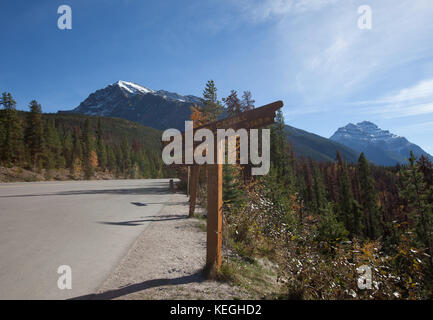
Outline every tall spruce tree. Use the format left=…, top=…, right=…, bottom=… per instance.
left=62, top=131, right=74, bottom=169
left=25, top=100, right=44, bottom=168
left=0, top=92, right=24, bottom=166
left=241, top=91, right=255, bottom=111
left=399, top=151, right=433, bottom=265
left=270, top=110, right=288, bottom=172
left=43, top=119, right=63, bottom=170
left=358, top=152, right=382, bottom=239
left=201, top=80, right=223, bottom=122
left=336, top=152, right=357, bottom=236
left=121, top=137, right=132, bottom=177
left=223, top=90, right=242, bottom=117
left=71, top=128, right=82, bottom=176
left=82, top=119, right=94, bottom=179
left=96, top=118, right=107, bottom=170
left=312, top=163, right=327, bottom=214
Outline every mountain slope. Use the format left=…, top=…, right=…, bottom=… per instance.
left=285, top=125, right=359, bottom=163
left=330, top=121, right=433, bottom=166
left=64, top=80, right=201, bottom=131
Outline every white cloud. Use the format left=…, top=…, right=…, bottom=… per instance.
left=388, top=79, right=433, bottom=103
left=231, top=0, right=340, bottom=22
left=354, top=78, right=433, bottom=118
left=308, top=37, right=348, bottom=71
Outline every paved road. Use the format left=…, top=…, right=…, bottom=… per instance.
left=0, top=179, right=176, bottom=299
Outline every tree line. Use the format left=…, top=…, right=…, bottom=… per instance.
left=0, top=92, right=169, bottom=180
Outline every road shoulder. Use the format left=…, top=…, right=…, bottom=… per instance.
left=90, top=192, right=246, bottom=300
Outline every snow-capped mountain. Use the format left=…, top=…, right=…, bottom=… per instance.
left=330, top=121, right=433, bottom=165
left=67, top=81, right=202, bottom=130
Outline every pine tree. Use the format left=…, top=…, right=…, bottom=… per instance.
left=106, top=144, right=116, bottom=173
left=43, top=119, right=63, bottom=170
left=312, top=163, right=327, bottom=214
left=62, top=131, right=74, bottom=169
left=358, top=152, right=382, bottom=239
left=351, top=199, right=364, bottom=237
left=223, top=164, right=245, bottom=210
left=336, top=152, right=356, bottom=236
left=82, top=119, right=94, bottom=179
left=241, top=91, right=255, bottom=111
left=71, top=128, right=82, bottom=176
left=96, top=118, right=107, bottom=170
left=270, top=109, right=288, bottom=173
left=317, top=203, right=349, bottom=244
left=0, top=92, right=24, bottom=166
left=25, top=100, right=44, bottom=168
left=201, top=80, right=223, bottom=122
left=223, top=90, right=242, bottom=117
left=121, top=138, right=132, bottom=177
left=399, top=151, right=433, bottom=264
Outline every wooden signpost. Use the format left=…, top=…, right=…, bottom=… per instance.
left=170, top=100, right=283, bottom=271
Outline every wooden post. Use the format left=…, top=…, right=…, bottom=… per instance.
left=189, top=165, right=200, bottom=217
left=187, top=166, right=190, bottom=196
left=206, top=138, right=223, bottom=271
left=162, top=101, right=284, bottom=273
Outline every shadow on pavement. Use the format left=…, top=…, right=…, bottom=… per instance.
left=131, top=201, right=189, bottom=207
left=98, top=214, right=188, bottom=226
left=0, top=185, right=170, bottom=198
left=69, top=271, right=204, bottom=300
left=131, top=202, right=147, bottom=206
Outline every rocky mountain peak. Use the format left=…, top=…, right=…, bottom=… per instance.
left=330, top=121, right=432, bottom=165
left=65, top=80, right=202, bottom=130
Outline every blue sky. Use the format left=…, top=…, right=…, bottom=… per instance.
left=1, top=0, right=433, bottom=153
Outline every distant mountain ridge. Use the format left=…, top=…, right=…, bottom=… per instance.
left=64, top=80, right=201, bottom=131
left=330, top=121, right=433, bottom=166
left=285, top=125, right=359, bottom=163
left=63, top=81, right=361, bottom=163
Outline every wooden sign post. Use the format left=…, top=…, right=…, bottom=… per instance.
left=167, top=100, right=283, bottom=271
left=206, top=148, right=223, bottom=269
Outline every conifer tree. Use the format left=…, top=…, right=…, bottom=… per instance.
left=201, top=80, right=223, bottom=122
left=62, top=131, right=74, bottom=169
left=241, top=91, right=255, bottom=111
left=399, top=151, right=433, bottom=264
left=96, top=118, right=107, bottom=170
left=0, top=92, right=24, bottom=166
left=121, top=138, right=132, bottom=177
left=270, top=109, right=288, bottom=172
left=25, top=100, right=44, bottom=168
left=312, top=163, right=327, bottom=214
left=43, top=119, right=63, bottom=169
left=223, top=164, right=244, bottom=210
left=106, top=144, right=116, bottom=173
left=317, top=203, right=349, bottom=244
left=336, top=152, right=357, bottom=236
left=358, top=152, right=382, bottom=239
left=71, top=129, right=82, bottom=175
left=223, top=90, right=242, bottom=117
left=82, top=119, right=94, bottom=179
